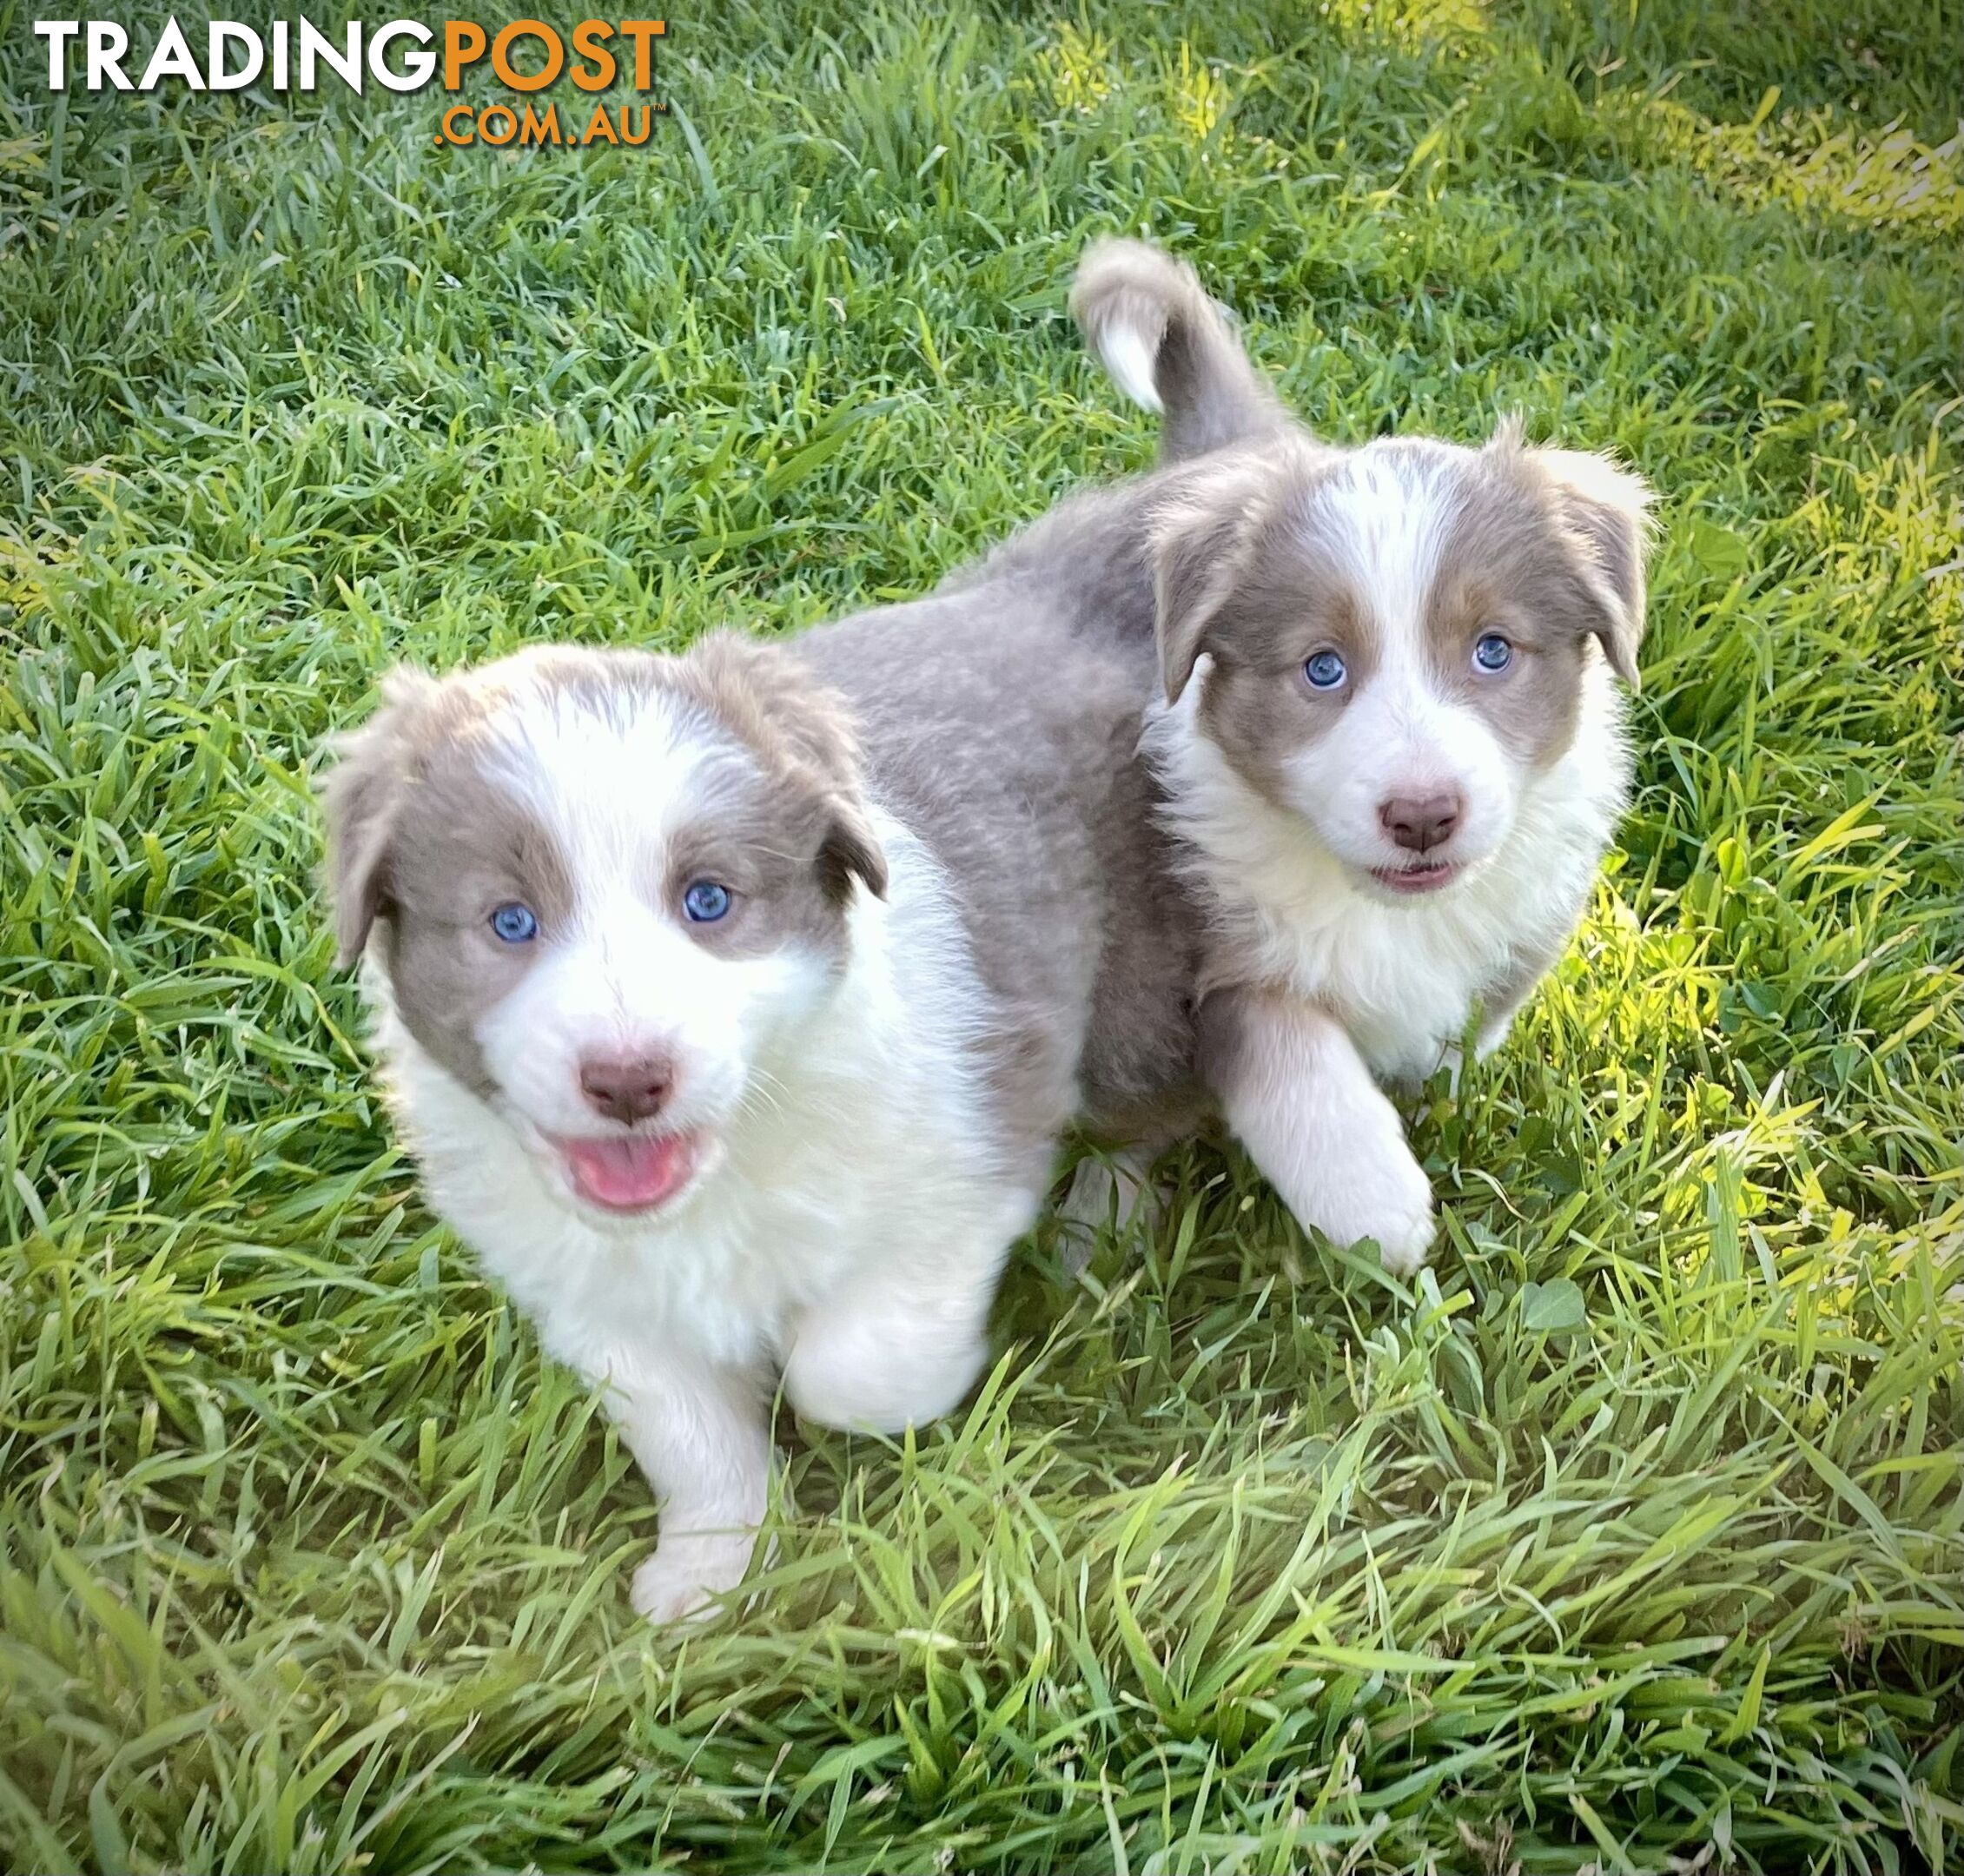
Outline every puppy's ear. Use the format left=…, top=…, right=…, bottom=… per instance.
left=1518, top=435, right=1654, bottom=689
left=318, top=666, right=438, bottom=965
left=817, top=799, right=888, bottom=903
left=1151, top=465, right=1266, bottom=704
left=680, top=633, right=888, bottom=903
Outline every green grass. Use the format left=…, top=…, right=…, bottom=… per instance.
left=2, top=1, right=1960, bottom=1868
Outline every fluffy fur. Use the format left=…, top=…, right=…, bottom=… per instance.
left=1073, top=238, right=1654, bottom=1270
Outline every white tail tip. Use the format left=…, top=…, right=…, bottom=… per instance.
left=1096, top=323, right=1163, bottom=413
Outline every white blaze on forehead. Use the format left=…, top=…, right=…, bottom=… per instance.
left=1306, top=444, right=1465, bottom=766
left=479, top=677, right=757, bottom=893
left=1308, top=442, right=1463, bottom=658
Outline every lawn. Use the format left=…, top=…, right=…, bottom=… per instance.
left=2, top=1, right=1960, bottom=1869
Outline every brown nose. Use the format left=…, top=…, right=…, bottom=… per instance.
left=1379, top=791, right=1463, bottom=855
left=579, top=1054, right=672, bottom=1124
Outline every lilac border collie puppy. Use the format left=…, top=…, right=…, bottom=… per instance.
left=322, top=623, right=1191, bottom=1620
left=1069, top=241, right=1654, bottom=1272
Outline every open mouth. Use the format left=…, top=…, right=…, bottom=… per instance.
left=1371, top=860, right=1463, bottom=896
left=546, top=1129, right=702, bottom=1214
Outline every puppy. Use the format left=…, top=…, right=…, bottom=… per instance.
left=322, top=616, right=1194, bottom=1618
left=1071, top=239, right=1653, bottom=1271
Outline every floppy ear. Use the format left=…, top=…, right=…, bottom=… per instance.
left=1150, top=467, right=1266, bottom=704
left=682, top=634, right=889, bottom=904
left=817, top=799, right=888, bottom=903
left=318, top=666, right=438, bottom=965
left=1528, top=446, right=1654, bottom=689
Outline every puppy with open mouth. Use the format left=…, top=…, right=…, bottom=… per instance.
left=1068, top=239, right=1654, bottom=1271
left=322, top=610, right=1194, bottom=1621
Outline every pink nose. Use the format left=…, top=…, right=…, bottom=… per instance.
left=1379, top=791, right=1463, bottom=855
left=578, top=1054, right=672, bottom=1125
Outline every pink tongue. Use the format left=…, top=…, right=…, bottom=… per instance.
left=558, top=1133, right=695, bottom=1212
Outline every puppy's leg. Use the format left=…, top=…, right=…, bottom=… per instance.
left=1474, top=940, right=1564, bottom=1061
left=1442, top=993, right=1522, bottom=1094
left=783, top=1202, right=1023, bottom=1433
left=1443, top=972, right=1544, bottom=1093
left=1056, top=1139, right=1167, bottom=1271
left=605, top=1352, right=773, bottom=1624
left=1202, top=987, right=1435, bottom=1275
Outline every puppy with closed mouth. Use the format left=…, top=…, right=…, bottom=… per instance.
left=322, top=604, right=1194, bottom=1620
left=1068, top=239, right=1654, bottom=1271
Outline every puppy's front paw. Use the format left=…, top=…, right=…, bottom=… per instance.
left=1367, top=1177, right=1436, bottom=1278
left=630, top=1528, right=757, bottom=1626
left=1309, top=1133, right=1435, bottom=1278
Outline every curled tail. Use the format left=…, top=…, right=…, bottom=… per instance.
left=1069, top=237, right=1290, bottom=464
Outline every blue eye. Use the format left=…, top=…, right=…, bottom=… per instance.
left=1474, top=633, right=1513, bottom=673
left=1304, top=650, right=1347, bottom=690
left=683, top=880, right=731, bottom=923
left=490, top=902, right=538, bottom=944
